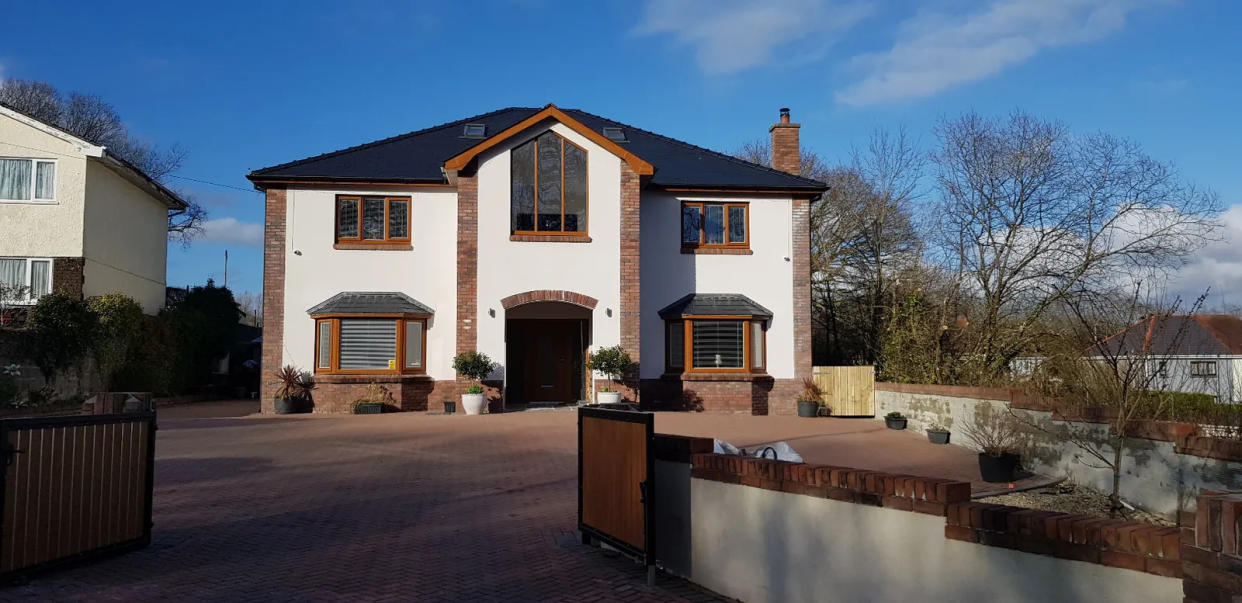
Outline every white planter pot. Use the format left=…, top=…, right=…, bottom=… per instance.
left=597, top=391, right=622, bottom=405
left=461, top=393, right=487, bottom=415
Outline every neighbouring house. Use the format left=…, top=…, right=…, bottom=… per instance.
left=1094, top=314, right=1242, bottom=403
left=247, top=105, right=826, bottom=413
left=0, top=103, right=186, bottom=314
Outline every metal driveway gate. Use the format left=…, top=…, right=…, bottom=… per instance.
left=578, top=406, right=654, bottom=579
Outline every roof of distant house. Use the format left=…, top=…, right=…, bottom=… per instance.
left=247, top=104, right=827, bottom=193
left=1094, top=314, right=1242, bottom=356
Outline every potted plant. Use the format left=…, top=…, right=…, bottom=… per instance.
left=273, top=365, right=314, bottom=414
left=586, top=345, right=632, bottom=405
left=452, top=351, right=498, bottom=415
left=926, top=423, right=951, bottom=445
left=351, top=383, right=394, bottom=414
left=796, top=377, right=823, bottom=418
left=884, top=411, right=907, bottom=430
left=962, top=404, right=1024, bottom=483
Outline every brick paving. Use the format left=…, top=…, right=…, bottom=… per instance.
left=3, top=404, right=723, bottom=602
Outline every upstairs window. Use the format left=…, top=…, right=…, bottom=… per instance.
left=0, top=158, right=56, bottom=202
left=336, top=196, right=410, bottom=245
left=511, top=131, right=588, bottom=235
left=681, top=202, right=747, bottom=249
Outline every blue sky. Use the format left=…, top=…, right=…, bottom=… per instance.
left=3, top=0, right=1240, bottom=306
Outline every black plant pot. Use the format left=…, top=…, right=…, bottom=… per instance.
left=927, top=430, right=951, bottom=445
left=443, top=400, right=456, bottom=414
left=354, top=403, right=384, bottom=415
left=885, top=417, right=907, bottom=430
left=274, top=397, right=298, bottom=414
left=978, top=452, right=1020, bottom=483
left=797, top=400, right=820, bottom=417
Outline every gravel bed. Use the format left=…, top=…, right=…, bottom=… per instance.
left=978, top=482, right=1175, bottom=526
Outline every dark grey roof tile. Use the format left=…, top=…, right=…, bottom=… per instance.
left=307, top=292, right=434, bottom=315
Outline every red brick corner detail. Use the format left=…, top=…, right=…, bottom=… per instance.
left=260, top=187, right=287, bottom=413
left=618, top=163, right=642, bottom=402
left=791, top=197, right=812, bottom=380
left=500, top=290, right=598, bottom=310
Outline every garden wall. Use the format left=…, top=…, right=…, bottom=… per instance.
left=0, top=329, right=102, bottom=408
left=875, top=383, right=1242, bottom=518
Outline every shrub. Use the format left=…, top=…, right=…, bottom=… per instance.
left=885, top=411, right=905, bottom=420
left=274, top=365, right=314, bottom=400
left=586, top=345, right=632, bottom=381
left=452, top=351, right=497, bottom=382
left=960, top=404, right=1024, bottom=457
left=28, top=293, right=96, bottom=380
left=87, top=294, right=144, bottom=389
left=797, top=377, right=824, bottom=404
left=465, top=384, right=484, bottom=395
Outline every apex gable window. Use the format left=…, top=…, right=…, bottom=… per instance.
left=681, top=201, right=748, bottom=249
left=511, top=131, right=588, bottom=236
left=0, top=158, right=56, bottom=202
left=336, top=195, right=410, bottom=245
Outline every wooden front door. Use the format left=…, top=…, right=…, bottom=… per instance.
left=521, top=321, right=576, bottom=403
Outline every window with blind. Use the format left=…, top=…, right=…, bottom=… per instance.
left=313, top=314, right=427, bottom=374
left=0, top=158, right=55, bottom=202
left=511, top=131, right=588, bottom=236
left=336, top=195, right=411, bottom=245
left=665, top=317, right=766, bottom=373
left=0, top=257, right=52, bottom=304
left=681, top=202, right=748, bottom=249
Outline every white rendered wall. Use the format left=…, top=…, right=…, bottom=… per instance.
left=475, top=121, right=622, bottom=381
left=281, top=187, right=459, bottom=380
left=82, top=160, right=169, bottom=313
left=0, top=112, right=88, bottom=257
left=639, top=193, right=795, bottom=379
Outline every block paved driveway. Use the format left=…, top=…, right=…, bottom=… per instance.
left=4, top=402, right=722, bottom=602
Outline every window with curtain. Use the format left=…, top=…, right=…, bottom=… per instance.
left=0, top=257, right=52, bottom=304
left=511, top=131, right=588, bottom=235
left=681, top=202, right=749, bottom=249
left=0, top=158, right=55, bottom=201
left=665, top=317, right=766, bottom=373
left=313, top=315, right=427, bottom=374
left=336, top=196, right=411, bottom=245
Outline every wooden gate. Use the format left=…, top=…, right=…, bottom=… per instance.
left=0, top=411, right=156, bottom=580
left=578, top=406, right=654, bottom=570
left=813, top=366, right=876, bottom=416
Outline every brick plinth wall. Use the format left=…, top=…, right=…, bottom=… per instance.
left=641, top=375, right=804, bottom=415
left=619, top=163, right=641, bottom=403
left=51, top=257, right=85, bottom=299
left=310, top=376, right=445, bottom=413
left=260, top=187, right=287, bottom=413
left=1183, top=491, right=1242, bottom=601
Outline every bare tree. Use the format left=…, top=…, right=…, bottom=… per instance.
left=235, top=292, right=264, bottom=328
left=931, top=111, right=1221, bottom=382
left=0, top=78, right=205, bottom=239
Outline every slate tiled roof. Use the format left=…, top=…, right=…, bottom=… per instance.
left=658, top=293, right=773, bottom=319
left=307, top=292, right=434, bottom=316
left=248, top=106, right=827, bottom=192
left=1095, top=314, right=1242, bottom=356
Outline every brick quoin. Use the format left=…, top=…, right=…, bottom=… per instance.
left=260, top=187, right=287, bottom=413
left=618, top=163, right=641, bottom=403
left=454, top=171, right=479, bottom=401
left=51, top=257, right=85, bottom=299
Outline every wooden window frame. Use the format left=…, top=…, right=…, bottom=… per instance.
left=311, top=313, right=428, bottom=375
left=335, top=195, right=412, bottom=245
left=665, top=315, right=767, bottom=374
left=680, top=202, right=750, bottom=250
left=510, top=131, right=590, bottom=238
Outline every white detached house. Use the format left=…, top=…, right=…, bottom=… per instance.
left=248, top=105, right=825, bottom=414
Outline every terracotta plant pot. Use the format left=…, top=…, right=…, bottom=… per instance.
left=462, top=393, right=487, bottom=415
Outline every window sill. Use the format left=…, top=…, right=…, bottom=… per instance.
left=0, top=199, right=57, bottom=205
left=681, top=246, right=752, bottom=255
left=510, top=234, right=592, bottom=243
left=314, top=373, right=431, bottom=384
left=333, top=243, right=413, bottom=251
left=662, top=372, right=772, bottom=382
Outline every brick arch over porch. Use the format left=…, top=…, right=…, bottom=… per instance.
left=500, top=290, right=598, bottom=310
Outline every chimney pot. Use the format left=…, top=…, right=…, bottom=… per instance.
left=780, top=108, right=790, bottom=124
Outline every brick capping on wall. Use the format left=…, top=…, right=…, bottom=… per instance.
left=260, top=187, right=287, bottom=413
left=689, top=451, right=1198, bottom=581
left=876, top=381, right=1242, bottom=464
left=500, top=290, right=599, bottom=310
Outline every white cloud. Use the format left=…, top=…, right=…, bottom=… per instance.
left=633, top=0, right=872, bottom=74
left=1163, top=205, right=1242, bottom=309
left=198, top=217, right=263, bottom=247
left=836, top=0, right=1160, bottom=105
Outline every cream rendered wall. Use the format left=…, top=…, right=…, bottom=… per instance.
left=475, top=122, right=622, bottom=381
left=0, top=112, right=88, bottom=257
left=281, top=187, right=458, bottom=380
left=82, top=160, right=169, bottom=312
left=690, top=478, right=1180, bottom=603
left=639, top=193, right=795, bottom=379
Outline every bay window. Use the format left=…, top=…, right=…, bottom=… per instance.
left=0, top=258, right=52, bottom=304
left=312, top=314, right=427, bottom=375
left=511, top=131, right=588, bottom=236
left=0, top=158, right=56, bottom=202
left=665, top=317, right=766, bottom=374
left=681, top=201, right=747, bottom=249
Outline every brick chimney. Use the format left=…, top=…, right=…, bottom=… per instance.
left=769, top=107, right=801, bottom=176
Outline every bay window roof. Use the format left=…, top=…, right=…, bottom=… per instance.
left=658, top=293, right=772, bottom=320
left=307, top=292, right=433, bottom=316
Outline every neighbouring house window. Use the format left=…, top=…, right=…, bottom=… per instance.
left=0, top=258, right=52, bottom=304
left=0, top=158, right=55, bottom=201
left=336, top=196, right=411, bottom=244
left=681, top=202, right=748, bottom=248
left=313, top=314, right=427, bottom=374
left=511, top=131, right=588, bottom=235
left=665, top=317, right=766, bottom=373
left=1191, top=361, right=1218, bottom=378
